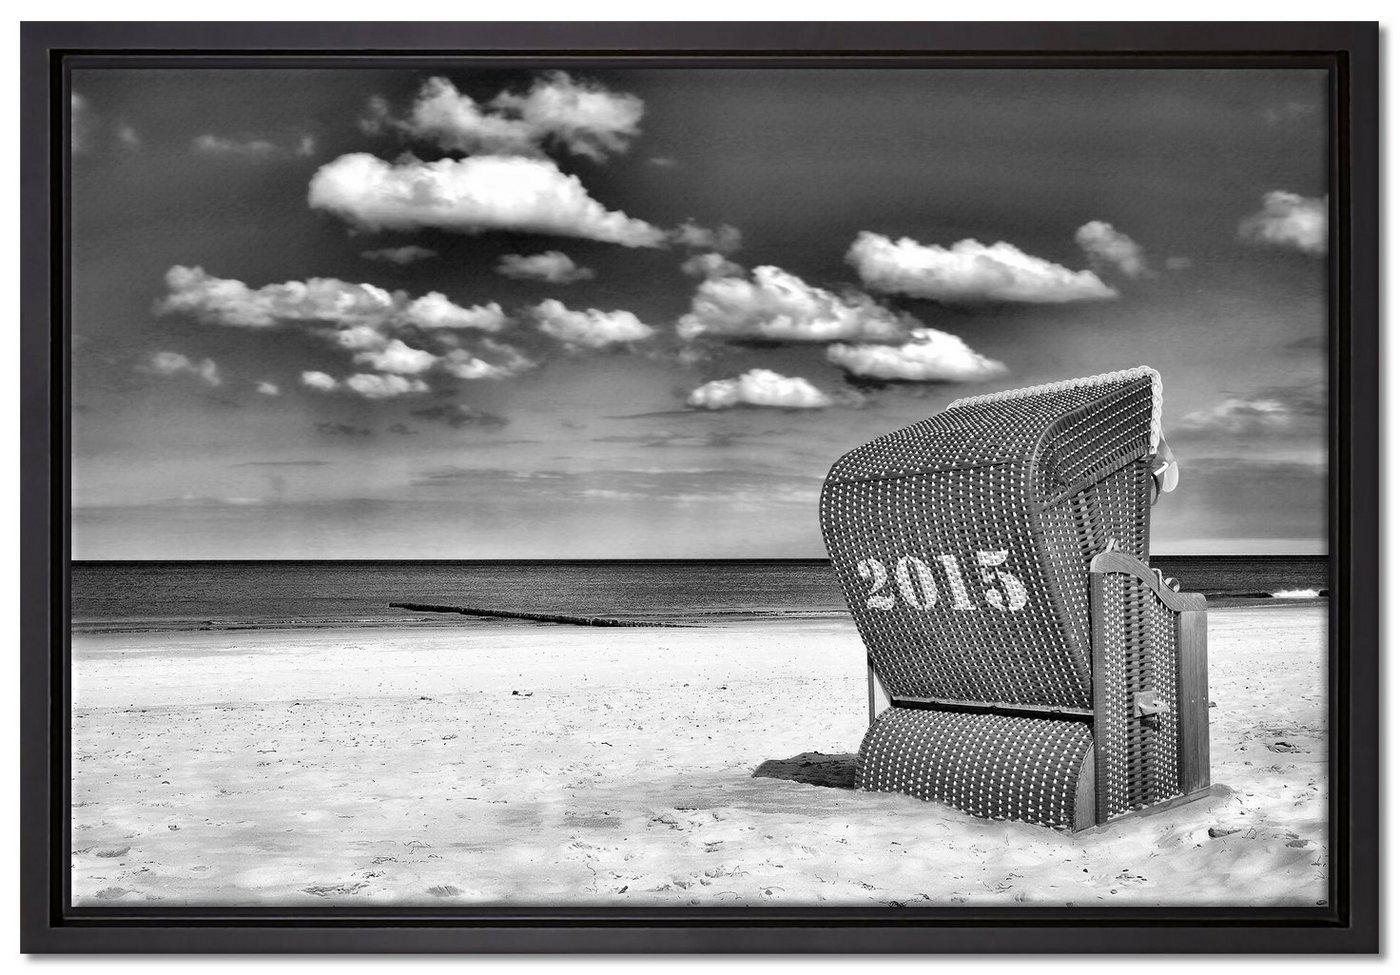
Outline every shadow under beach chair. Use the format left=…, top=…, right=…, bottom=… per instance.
left=819, top=366, right=1211, bottom=830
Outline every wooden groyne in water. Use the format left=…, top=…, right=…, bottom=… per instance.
left=389, top=602, right=688, bottom=628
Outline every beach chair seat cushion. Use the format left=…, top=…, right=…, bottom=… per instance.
left=857, top=708, right=1093, bottom=827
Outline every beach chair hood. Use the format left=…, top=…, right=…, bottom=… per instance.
left=821, top=367, right=1163, bottom=712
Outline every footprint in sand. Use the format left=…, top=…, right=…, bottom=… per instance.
left=94, top=887, right=131, bottom=900
left=426, top=885, right=462, bottom=897
left=94, top=846, right=130, bottom=858
left=302, top=881, right=368, bottom=897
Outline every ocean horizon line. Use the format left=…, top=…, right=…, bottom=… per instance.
left=71, top=553, right=1329, bottom=565
left=70, top=556, right=1330, bottom=636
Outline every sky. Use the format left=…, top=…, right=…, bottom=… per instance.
left=69, top=66, right=1330, bottom=559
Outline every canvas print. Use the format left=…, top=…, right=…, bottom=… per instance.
left=69, top=65, right=1330, bottom=908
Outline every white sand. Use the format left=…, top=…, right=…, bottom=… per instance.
left=71, top=605, right=1328, bottom=907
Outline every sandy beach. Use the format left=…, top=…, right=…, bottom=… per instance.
left=71, top=604, right=1328, bottom=908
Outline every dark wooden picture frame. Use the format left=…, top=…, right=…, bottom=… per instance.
left=20, top=20, right=1379, bottom=954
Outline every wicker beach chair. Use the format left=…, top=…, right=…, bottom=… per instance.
left=819, top=367, right=1209, bottom=830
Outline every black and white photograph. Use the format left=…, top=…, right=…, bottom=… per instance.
left=65, top=57, right=1335, bottom=913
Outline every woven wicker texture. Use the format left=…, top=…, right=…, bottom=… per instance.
left=1094, top=569, right=1182, bottom=819
left=821, top=368, right=1160, bottom=710
left=856, top=708, right=1092, bottom=828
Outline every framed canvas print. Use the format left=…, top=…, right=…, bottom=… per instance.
left=20, top=21, right=1379, bottom=954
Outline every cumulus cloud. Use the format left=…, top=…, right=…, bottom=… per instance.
left=532, top=298, right=654, bottom=349
left=308, top=153, right=666, bottom=247
left=1238, top=191, right=1327, bottom=256
left=671, top=221, right=743, bottom=254
left=496, top=250, right=595, bottom=283
left=143, top=351, right=221, bottom=386
left=159, top=265, right=397, bottom=328
left=677, top=265, right=911, bottom=344
left=442, top=340, right=537, bottom=380
left=361, top=245, right=438, bottom=265
left=162, top=266, right=534, bottom=394
left=1181, top=398, right=1293, bottom=434
left=681, top=252, right=744, bottom=279
left=256, top=381, right=280, bottom=396
left=327, top=324, right=389, bottom=351
left=687, top=369, right=833, bottom=411
left=1179, top=382, right=1326, bottom=436
left=366, top=73, right=643, bottom=162
left=352, top=338, right=440, bottom=375
left=160, top=266, right=507, bottom=337
left=345, top=373, right=430, bottom=399
left=402, top=293, right=508, bottom=332
left=1074, top=221, right=1148, bottom=278
left=847, top=231, right=1118, bottom=303
left=304, top=371, right=433, bottom=399
left=826, top=328, right=1006, bottom=383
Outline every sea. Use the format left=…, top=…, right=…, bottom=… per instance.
left=70, top=557, right=1330, bottom=635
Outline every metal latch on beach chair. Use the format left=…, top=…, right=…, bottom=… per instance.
left=1100, top=538, right=1181, bottom=593
left=1152, top=567, right=1181, bottom=592
left=1149, top=439, right=1179, bottom=505
left=1133, top=689, right=1168, bottom=729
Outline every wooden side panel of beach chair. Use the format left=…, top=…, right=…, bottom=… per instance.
left=1090, top=550, right=1212, bottom=822
left=820, top=367, right=1210, bottom=830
